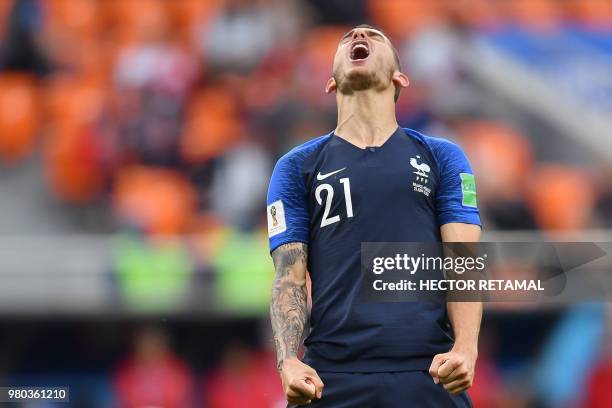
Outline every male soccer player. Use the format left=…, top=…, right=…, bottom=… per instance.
left=267, top=24, right=482, bottom=407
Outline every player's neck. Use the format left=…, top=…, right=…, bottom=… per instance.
left=335, top=90, right=398, bottom=148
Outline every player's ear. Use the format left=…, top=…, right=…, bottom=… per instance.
left=325, top=77, right=337, bottom=94
left=392, top=71, right=409, bottom=89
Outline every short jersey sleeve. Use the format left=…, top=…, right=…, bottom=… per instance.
left=430, top=138, right=481, bottom=227
left=267, top=153, right=310, bottom=253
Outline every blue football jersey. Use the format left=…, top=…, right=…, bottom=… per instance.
left=267, top=127, right=481, bottom=372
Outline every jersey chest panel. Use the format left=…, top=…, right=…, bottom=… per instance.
left=303, top=138, right=439, bottom=242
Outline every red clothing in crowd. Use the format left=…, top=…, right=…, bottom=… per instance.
left=583, top=359, right=612, bottom=408
left=204, top=350, right=284, bottom=408
left=114, top=354, right=194, bottom=408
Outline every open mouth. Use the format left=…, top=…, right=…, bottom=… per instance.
left=350, top=40, right=370, bottom=61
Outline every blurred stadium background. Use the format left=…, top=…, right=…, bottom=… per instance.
left=0, top=0, right=611, bottom=406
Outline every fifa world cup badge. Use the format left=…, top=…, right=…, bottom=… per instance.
left=267, top=200, right=287, bottom=237
left=271, top=205, right=278, bottom=226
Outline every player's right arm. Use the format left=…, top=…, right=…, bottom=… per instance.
left=271, top=242, right=323, bottom=405
left=267, top=149, right=324, bottom=405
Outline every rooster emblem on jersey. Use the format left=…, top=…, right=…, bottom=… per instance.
left=410, top=156, right=430, bottom=183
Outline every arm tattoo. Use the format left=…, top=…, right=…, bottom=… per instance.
left=270, top=243, right=308, bottom=371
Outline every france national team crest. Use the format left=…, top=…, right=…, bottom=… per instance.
left=410, top=155, right=431, bottom=196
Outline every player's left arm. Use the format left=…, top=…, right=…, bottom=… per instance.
left=429, top=223, right=482, bottom=394
left=427, top=139, right=483, bottom=394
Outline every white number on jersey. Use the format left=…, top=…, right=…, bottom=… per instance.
left=315, top=178, right=353, bottom=228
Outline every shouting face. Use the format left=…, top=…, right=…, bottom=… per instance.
left=328, top=25, right=407, bottom=102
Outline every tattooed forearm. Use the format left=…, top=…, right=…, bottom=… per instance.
left=270, top=243, right=308, bottom=371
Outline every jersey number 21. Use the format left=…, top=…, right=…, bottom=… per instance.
left=315, top=178, right=354, bottom=227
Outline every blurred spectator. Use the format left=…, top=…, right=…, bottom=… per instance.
left=400, top=7, right=472, bottom=110
left=583, top=347, right=612, bottom=408
left=113, top=326, right=195, bottom=408
left=112, top=233, right=194, bottom=312
left=113, top=7, right=197, bottom=167
left=210, top=141, right=271, bottom=229
left=0, top=0, right=51, bottom=76
left=43, top=73, right=110, bottom=202
left=197, top=0, right=303, bottom=75
left=203, top=341, right=284, bottom=408
left=468, top=331, right=514, bottom=408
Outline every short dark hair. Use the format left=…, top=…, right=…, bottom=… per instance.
left=347, top=24, right=402, bottom=102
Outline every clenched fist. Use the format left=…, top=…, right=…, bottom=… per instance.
left=279, top=357, right=325, bottom=405
left=428, top=348, right=477, bottom=395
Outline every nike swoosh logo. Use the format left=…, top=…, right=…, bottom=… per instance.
left=317, top=167, right=346, bottom=181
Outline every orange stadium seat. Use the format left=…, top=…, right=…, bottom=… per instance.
left=565, top=0, right=612, bottom=28
left=457, top=120, right=534, bottom=202
left=113, top=166, right=197, bottom=235
left=45, top=0, right=102, bottom=41
left=303, top=26, right=348, bottom=70
left=44, top=125, right=106, bottom=203
left=527, top=165, right=597, bottom=231
left=368, top=0, right=439, bottom=39
left=502, top=0, right=562, bottom=30
left=44, top=74, right=107, bottom=130
left=180, top=87, right=244, bottom=165
left=439, top=0, right=502, bottom=30
left=0, top=74, right=40, bottom=163
left=297, top=26, right=348, bottom=105
left=102, top=0, right=169, bottom=45
left=101, top=0, right=166, bottom=27
left=74, top=41, right=115, bottom=86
